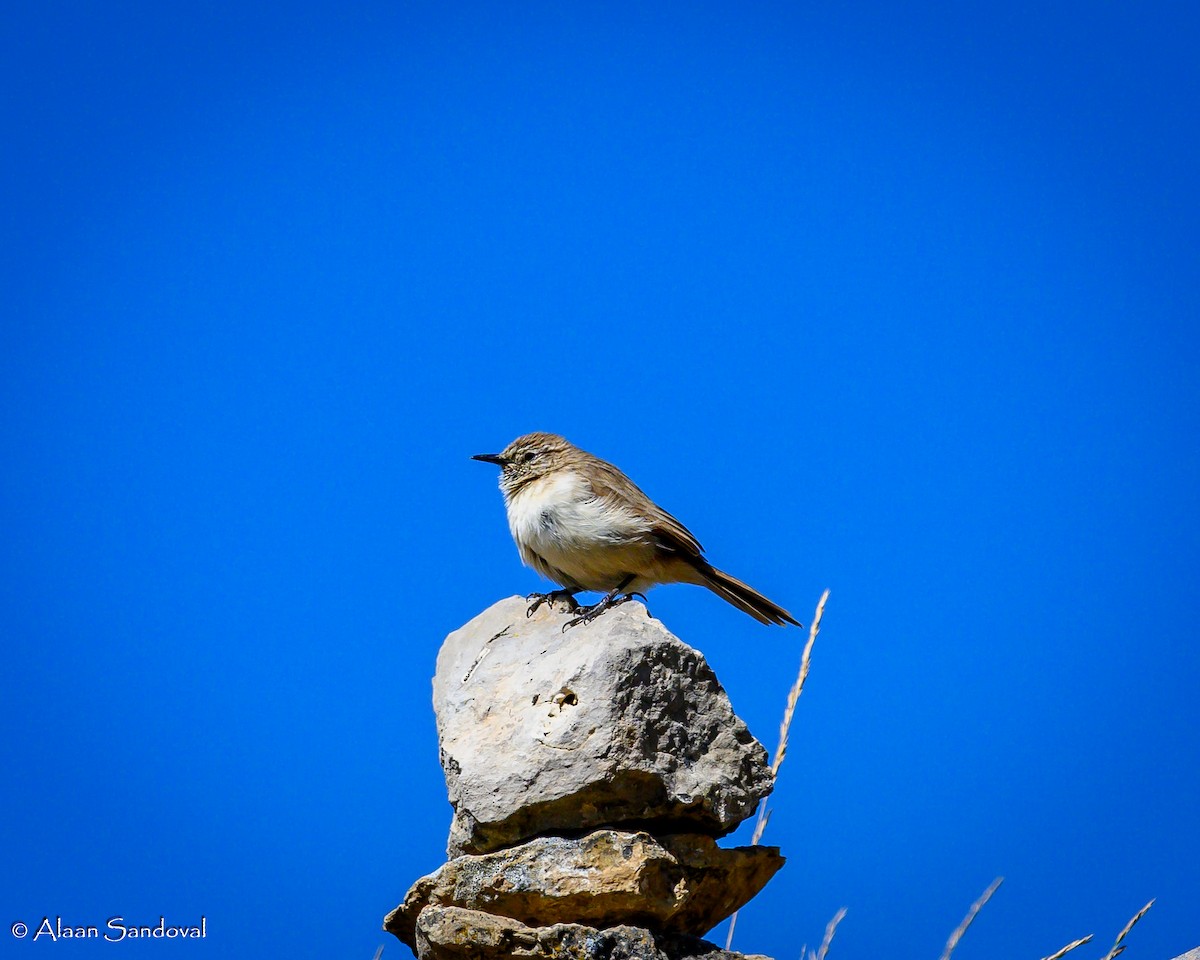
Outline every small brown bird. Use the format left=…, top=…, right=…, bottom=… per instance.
left=473, top=432, right=799, bottom=629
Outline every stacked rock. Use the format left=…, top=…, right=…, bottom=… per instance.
left=385, top=596, right=784, bottom=960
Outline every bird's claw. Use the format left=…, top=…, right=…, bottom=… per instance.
left=526, top=589, right=581, bottom=618
left=561, top=592, right=644, bottom=631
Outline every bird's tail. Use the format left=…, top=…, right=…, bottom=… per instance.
left=695, top=562, right=801, bottom=627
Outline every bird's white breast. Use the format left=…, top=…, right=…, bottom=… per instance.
left=504, top=469, right=655, bottom=590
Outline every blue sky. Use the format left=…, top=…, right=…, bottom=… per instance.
left=2, top=2, right=1198, bottom=959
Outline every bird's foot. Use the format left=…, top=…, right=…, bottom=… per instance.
left=562, top=592, right=646, bottom=631
left=526, top=589, right=581, bottom=618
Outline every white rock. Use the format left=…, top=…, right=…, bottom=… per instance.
left=434, top=596, right=774, bottom=856
left=412, top=905, right=775, bottom=960
left=385, top=829, right=784, bottom=947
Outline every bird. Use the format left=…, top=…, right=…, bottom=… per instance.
left=472, top=432, right=800, bottom=630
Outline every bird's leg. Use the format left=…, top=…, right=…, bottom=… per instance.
left=526, top=588, right=581, bottom=618
left=562, top=576, right=641, bottom=631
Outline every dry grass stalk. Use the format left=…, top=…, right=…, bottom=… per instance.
left=939, top=877, right=1004, bottom=960
left=1099, top=900, right=1154, bottom=960
left=769, top=589, right=828, bottom=776
left=1040, top=933, right=1094, bottom=960
left=750, top=588, right=829, bottom=845
left=724, top=589, right=830, bottom=950
left=813, top=906, right=848, bottom=960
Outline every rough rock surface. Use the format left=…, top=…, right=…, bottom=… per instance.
left=413, top=905, right=772, bottom=960
left=385, top=829, right=784, bottom=947
left=435, top=596, right=773, bottom=856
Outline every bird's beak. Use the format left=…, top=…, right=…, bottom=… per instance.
left=472, top=453, right=505, bottom=466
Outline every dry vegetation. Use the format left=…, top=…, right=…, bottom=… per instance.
left=725, top=590, right=1157, bottom=960
left=725, top=589, right=829, bottom=950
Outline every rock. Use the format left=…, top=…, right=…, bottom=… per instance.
left=435, top=596, right=773, bottom=856
left=385, top=829, right=784, bottom=946
left=411, top=905, right=773, bottom=960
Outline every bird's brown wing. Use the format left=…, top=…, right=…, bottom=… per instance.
left=584, top=457, right=706, bottom=559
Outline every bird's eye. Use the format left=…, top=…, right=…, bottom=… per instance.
left=522, top=450, right=536, bottom=463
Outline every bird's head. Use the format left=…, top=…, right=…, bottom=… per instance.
left=472, top=432, right=577, bottom=495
